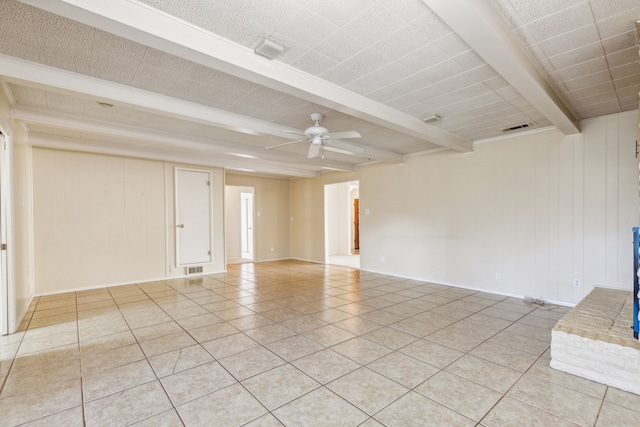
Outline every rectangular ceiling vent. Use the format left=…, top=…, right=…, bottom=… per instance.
left=502, top=123, right=531, bottom=133
left=185, top=265, right=203, bottom=275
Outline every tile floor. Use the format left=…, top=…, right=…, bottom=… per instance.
left=1, top=260, right=639, bottom=426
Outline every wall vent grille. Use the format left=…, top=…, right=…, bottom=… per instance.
left=185, top=266, right=203, bottom=275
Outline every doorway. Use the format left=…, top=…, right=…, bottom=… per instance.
left=240, top=192, right=254, bottom=261
left=225, top=186, right=254, bottom=264
left=324, top=181, right=360, bottom=269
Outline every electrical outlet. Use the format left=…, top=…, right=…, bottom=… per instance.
left=573, top=279, right=581, bottom=287
left=269, top=248, right=275, bottom=252
left=495, top=272, right=501, bottom=279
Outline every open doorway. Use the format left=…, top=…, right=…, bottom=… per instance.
left=324, top=181, right=360, bottom=269
left=225, top=185, right=254, bottom=264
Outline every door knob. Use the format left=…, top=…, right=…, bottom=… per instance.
left=177, top=224, right=184, bottom=228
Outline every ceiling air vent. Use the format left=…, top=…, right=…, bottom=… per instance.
left=502, top=123, right=531, bottom=133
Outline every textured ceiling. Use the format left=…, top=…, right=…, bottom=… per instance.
left=0, top=0, right=638, bottom=178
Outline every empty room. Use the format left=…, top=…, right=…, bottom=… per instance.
left=0, top=0, right=639, bottom=426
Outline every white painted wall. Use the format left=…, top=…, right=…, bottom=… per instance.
left=291, top=111, right=639, bottom=304
left=31, top=148, right=226, bottom=294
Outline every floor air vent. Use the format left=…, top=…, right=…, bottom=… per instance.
left=185, top=266, right=203, bottom=275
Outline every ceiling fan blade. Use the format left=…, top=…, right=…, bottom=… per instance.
left=283, top=130, right=307, bottom=137
left=265, top=140, right=304, bottom=149
left=307, top=143, right=321, bottom=158
left=327, top=131, right=361, bottom=139
left=325, top=138, right=365, bottom=154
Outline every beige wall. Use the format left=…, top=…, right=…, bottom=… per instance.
left=225, top=174, right=291, bottom=261
left=291, top=111, right=639, bottom=304
left=31, top=148, right=225, bottom=294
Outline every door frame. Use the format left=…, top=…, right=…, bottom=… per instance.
left=0, top=129, right=15, bottom=335
left=240, top=191, right=254, bottom=261
left=174, top=167, right=213, bottom=267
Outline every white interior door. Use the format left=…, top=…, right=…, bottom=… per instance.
left=176, top=168, right=212, bottom=266
left=240, top=192, right=253, bottom=260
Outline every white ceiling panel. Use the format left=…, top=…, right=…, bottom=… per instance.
left=0, top=0, right=637, bottom=177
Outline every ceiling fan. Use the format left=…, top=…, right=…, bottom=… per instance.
left=266, top=113, right=365, bottom=159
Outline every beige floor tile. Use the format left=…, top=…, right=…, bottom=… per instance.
left=266, top=334, right=324, bottom=361
left=1, top=357, right=81, bottom=397
left=595, top=401, right=640, bottom=426
left=480, top=306, right=526, bottom=321
left=128, top=409, right=184, bottom=427
left=227, top=314, right=275, bottom=331
left=367, top=351, right=439, bottom=388
left=245, top=324, right=297, bottom=344
left=416, top=370, right=503, bottom=421
left=78, top=320, right=129, bottom=342
left=188, top=321, right=240, bottom=342
left=304, top=324, right=356, bottom=347
left=123, top=311, right=174, bottom=330
left=175, top=312, right=222, bottom=330
left=148, top=344, right=214, bottom=378
left=311, top=308, right=354, bottom=323
left=527, top=357, right=606, bottom=398
left=82, top=359, right=156, bottom=402
left=331, top=337, right=392, bottom=364
left=17, top=405, right=84, bottom=427
left=292, top=349, right=360, bottom=384
left=425, top=327, right=487, bottom=352
left=80, top=330, right=137, bottom=355
left=469, top=341, right=539, bottom=372
left=139, top=331, right=197, bottom=358
left=218, top=346, right=285, bottom=380
left=84, top=380, right=172, bottom=427
left=280, top=315, right=328, bottom=333
left=0, top=378, right=82, bottom=426
left=488, top=331, right=549, bottom=356
left=131, top=321, right=184, bottom=342
left=243, top=413, right=285, bottom=426
left=201, top=332, right=260, bottom=359
left=333, top=317, right=382, bottom=335
left=507, top=374, right=602, bottom=426
left=242, top=364, right=320, bottom=410
left=446, top=354, right=522, bottom=393
left=273, top=386, right=368, bottom=427
left=160, top=361, right=236, bottom=405
left=504, top=323, right=551, bottom=343
left=327, top=367, right=408, bottom=415
left=605, top=386, right=640, bottom=412
left=389, top=317, right=443, bottom=337
left=81, top=343, right=146, bottom=374
left=400, top=339, right=464, bottom=368
left=177, top=383, right=267, bottom=426
left=361, top=326, right=418, bottom=350
left=481, top=396, right=580, bottom=427
left=17, top=330, right=78, bottom=356
left=375, top=390, right=475, bottom=427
